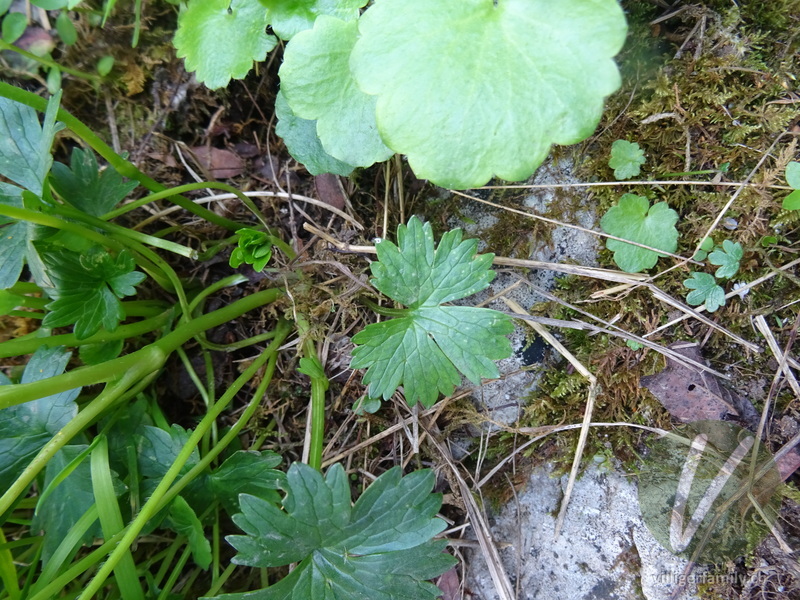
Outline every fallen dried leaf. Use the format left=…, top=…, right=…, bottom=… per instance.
left=188, top=146, right=244, bottom=179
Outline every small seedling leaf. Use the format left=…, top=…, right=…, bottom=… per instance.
left=708, top=239, right=743, bottom=279
left=692, top=237, right=715, bottom=261
left=274, top=91, right=354, bottom=176
left=41, top=246, right=146, bottom=339
left=264, top=0, right=367, bottom=40
left=279, top=16, right=393, bottom=168
left=55, top=10, right=77, bottom=45
left=783, top=189, right=800, bottom=211
left=350, top=0, right=627, bottom=188
left=684, top=272, right=726, bottom=312
left=230, top=228, right=274, bottom=271
left=2, top=12, right=27, bottom=44
left=50, top=148, right=137, bottom=216
left=0, top=346, right=80, bottom=493
left=608, top=139, right=646, bottom=180
left=209, top=463, right=456, bottom=599
left=174, top=0, right=277, bottom=89
left=600, top=194, right=679, bottom=273
left=350, top=217, right=513, bottom=408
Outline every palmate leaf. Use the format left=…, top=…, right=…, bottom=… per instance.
left=40, top=245, right=146, bottom=339
left=279, top=16, right=394, bottom=168
left=350, top=0, right=627, bottom=189
left=350, top=217, right=513, bottom=408
left=600, top=194, right=679, bottom=273
left=206, top=463, right=456, bottom=600
left=50, top=147, right=138, bottom=217
left=684, top=272, right=726, bottom=313
left=174, top=0, right=276, bottom=89
left=708, top=239, right=743, bottom=279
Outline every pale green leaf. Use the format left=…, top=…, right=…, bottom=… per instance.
left=608, top=139, right=646, bottom=180
left=708, top=239, right=742, bottom=279
left=55, top=10, right=77, bottom=45
left=2, top=12, right=27, bottom=44
left=274, top=91, right=354, bottom=176
left=262, top=0, right=367, bottom=40
left=684, top=272, right=726, bottom=312
left=279, top=16, right=394, bottom=168
left=174, top=0, right=276, bottom=90
left=600, top=194, right=679, bottom=273
left=350, top=217, right=513, bottom=408
left=207, top=463, right=456, bottom=600
left=783, top=189, right=800, bottom=211
left=786, top=161, right=800, bottom=189
left=350, top=0, right=627, bottom=189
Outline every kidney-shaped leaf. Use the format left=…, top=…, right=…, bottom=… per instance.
left=262, top=0, right=367, bottom=40
left=279, top=15, right=394, bottom=168
left=350, top=0, right=627, bottom=189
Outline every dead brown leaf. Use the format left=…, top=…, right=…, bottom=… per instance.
left=188, top=146, right=244, bottom=179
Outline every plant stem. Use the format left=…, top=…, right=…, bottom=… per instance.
left=0, top=82, right=241, bottom=231
left=0, top=288, right=282, bottom=408
left=77, top=321, right=291, bottom=600
left=0, top=40, right=101, bottom=82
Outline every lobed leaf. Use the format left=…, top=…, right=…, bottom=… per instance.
left=708, top=239, right=743, bottom=279
left=174, top=0, right=276, bottom=90
left=608, top=139, right=646, bottom=180
left=350, top=217, right=513, bottom=407
left=279, top=15, right=393, bottom=168
left=350, top=0, right=627, bottom=188
left=209, top=463, right=456, bottom=600
left=600, top=194, right=679, bottom=273
left=262, top=0, right=367, bottom=40
left=684, top=272, right=726, bottom=312
left=50, top=147, right=137, bottom=217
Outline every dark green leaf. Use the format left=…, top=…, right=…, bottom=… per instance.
left=50, top=147, right=137, bottom=216
left=78, top=339, right=125, bottom=365
left=209, top=450, right=283, bottom=514
left=32, top=444, right=103, bottom=566
left=0, top=347, right=80, bottom=492
left=41, top=246, right=146, bottom=339
left=0, top=91, right=62, bottom=195
left=708, top=239, right=743, bottom=279
left=350, top=217, right=513, bottom=408
left=210, top=463, right=455, bottom=600
left=274, top=91, right=354, bottom=177
left=165, top=496, right=212, bottom=569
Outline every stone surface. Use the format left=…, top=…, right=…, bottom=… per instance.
left=464, top=465, right=699, bottom=600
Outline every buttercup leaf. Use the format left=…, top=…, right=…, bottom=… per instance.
left=279, top=16, right=394, bottom=168
left=350, top=0, right=626, bottom=188
left=350, top=217, right=513, bottom=408
left=600, top=194, right=679, bottom=273
left=174, top=0, right=276, bottom=89
left=206, top=463, right=456, bottom=600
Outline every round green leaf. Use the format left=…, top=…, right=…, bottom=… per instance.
left=2, top=12, right=27, bottom=44
left=350, top=0, right=627, bottom=189
left=174, top=0, right=276, bottom=90
left=96, top=55, right=114, bottom=77
left=274, top=91, right=355, bottom=176
left=263, top=0, right=367, bottom=40
left=279, top=15, right=394, bottom=168
left=786, top=161, right=800, bottom=189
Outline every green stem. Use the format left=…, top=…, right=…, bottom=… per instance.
left=0, top=40, right=101, bottom=82
left=0, top=288, right=282, bottom=409
left=77, top=321, right=291, bottom=600
left=0, top=82, right=241, bottom=231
